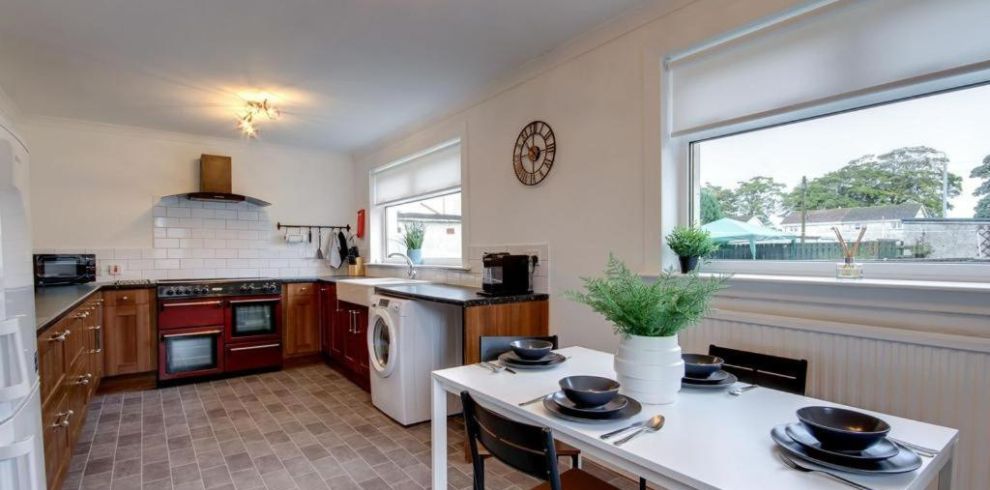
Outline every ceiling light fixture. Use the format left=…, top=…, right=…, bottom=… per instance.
left=236, top=97, right=280, bottom=137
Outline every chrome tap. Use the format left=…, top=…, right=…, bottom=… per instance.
left=388, top=252, right=417, bottom=279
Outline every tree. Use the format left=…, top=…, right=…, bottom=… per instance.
left=732, top=176, right=786, bottom=225
left=972, top=154, right=990, bottom=219
left=783, top=146, right=962, bottom=217
left=700, top=187, right=725, bottom=224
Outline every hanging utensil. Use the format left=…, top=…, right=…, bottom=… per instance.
left=316, top=229, right=325, bottom=259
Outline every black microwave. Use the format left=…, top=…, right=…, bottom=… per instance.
left=34, top=254, right=96, bottom=287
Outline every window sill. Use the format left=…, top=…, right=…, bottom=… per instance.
left=366, top=262, right=472, bottom=272
left=698, top=272, right=990, bottom=294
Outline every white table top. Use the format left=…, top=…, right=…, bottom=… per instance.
left=432, top=347, right=958, bottom=490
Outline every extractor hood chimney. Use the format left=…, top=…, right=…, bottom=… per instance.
left=166, top=154, right=271, bottom=207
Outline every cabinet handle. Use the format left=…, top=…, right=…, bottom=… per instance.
left=52, top=410, right=74, bottom=428
left=162, top=329, right=221, bottom=339
left=229, top=343, right=280, bottom=352
left=72, top=311, right=90, bottom=319
left=122, top=296, right=128, bottom=300
left=49, top=330, right=70, bottom=342
left=74, top=374, right=92, bottom=385
left=90, top=325, right=104, bottom=353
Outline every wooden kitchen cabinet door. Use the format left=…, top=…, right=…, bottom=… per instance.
left=103, top=296, right=155, bottom=376
left=285, top=283, right=319, bottom=358
left=38, top=321, right=68, bottom=406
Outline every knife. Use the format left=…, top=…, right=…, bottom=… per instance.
left=600, top=419, right=649, bottom=440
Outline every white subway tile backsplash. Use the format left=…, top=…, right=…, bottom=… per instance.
left=166, top=228, right=191, bottom=239
left=154, top=259, right=180, bottom=270
left=166, top=207, right=191, bottom=218
left=179, top=238, right=204, bottom=249
left=43, top=199, right=343, bottom=281
left=154, top=238, right=179, bottom=249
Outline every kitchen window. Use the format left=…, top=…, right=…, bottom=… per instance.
left=371, top=140, right=463, bottom=266
left=664, top=0, right=990, bottom=282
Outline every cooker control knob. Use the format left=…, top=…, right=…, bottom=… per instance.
left=239, top=285, right=249, bottom=291
left=164, top=289, right=174, bottom=296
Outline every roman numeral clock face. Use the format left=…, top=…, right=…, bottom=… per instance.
left=513, top=120, right=556, bottom=186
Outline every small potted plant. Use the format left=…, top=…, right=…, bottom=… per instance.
left=665, top=226, right=718, bottom=273
left=568, top=254, right=728, bottom=404
left=401, top=222, right=425, bottom=264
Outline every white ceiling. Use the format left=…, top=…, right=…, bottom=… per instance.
left=0, top=0, right=654, bottom=152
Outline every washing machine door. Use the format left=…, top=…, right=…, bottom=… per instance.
left=368, top=310, right=398, bottom=377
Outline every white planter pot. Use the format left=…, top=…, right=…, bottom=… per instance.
left=613, top=334, right=684, bottom=405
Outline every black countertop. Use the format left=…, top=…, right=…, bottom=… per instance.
left=34, top=284, right=103, bottom=332
left=374, top=283, right=548, bottom=307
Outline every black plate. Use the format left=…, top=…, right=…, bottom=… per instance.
left=786, top=423, right=898, bottom=462
left=682, top=370, right=731, bottom=384
left=550, top=391, right=627, bottom=418
left=543, top=393, right=641, bottom=424
left=499, top=352, right=567, bottom=370
left=681, top=371, right=737, bottom=389
left=771, top=425, right=921, bottom=474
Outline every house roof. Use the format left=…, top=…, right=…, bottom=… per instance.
left=780, top=203, right=925, bottom=225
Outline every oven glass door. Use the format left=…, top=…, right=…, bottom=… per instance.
left=162, top=330, right=221, bottom=374
left=230, top=299, right=278, bottom=338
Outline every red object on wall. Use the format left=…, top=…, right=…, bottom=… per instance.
left=356, top=209, right=366, bottom=238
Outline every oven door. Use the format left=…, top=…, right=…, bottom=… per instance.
left=158, top=327, right=224, bottom=381
left=225, top=296, right=281, bottom=343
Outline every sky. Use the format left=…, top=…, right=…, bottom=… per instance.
left=698, top=83, right=990, bottom=218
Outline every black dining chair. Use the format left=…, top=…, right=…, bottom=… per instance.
left=460, top=391, right=619, bottom=490
left=474, top=335, right=581, bottom=468
left=708, top=344, right=809, bottom=395
left=479, top=335, right=559, bottom=362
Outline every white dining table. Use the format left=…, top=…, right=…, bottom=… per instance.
left=430, top=346, right=958, bottom=490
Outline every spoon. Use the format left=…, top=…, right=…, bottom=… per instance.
left=614, top=415, right=665, bottom=446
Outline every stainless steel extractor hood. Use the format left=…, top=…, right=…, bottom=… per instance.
left=166, top=154, right=271, bottom=207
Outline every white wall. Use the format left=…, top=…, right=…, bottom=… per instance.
left=24, top=117, right=355, bottom=278
left=353, top=0, right=799, bottom=351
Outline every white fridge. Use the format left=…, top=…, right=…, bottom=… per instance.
left=0, top=120, right=45, bottom=489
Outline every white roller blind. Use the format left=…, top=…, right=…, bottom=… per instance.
left=669, top=0, right=990, bottom=136
left=372, top=141, right=461, bottom=205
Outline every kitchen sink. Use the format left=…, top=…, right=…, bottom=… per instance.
left=336, top=277, right=428, bottom=306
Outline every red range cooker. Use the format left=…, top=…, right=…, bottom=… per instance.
left=157, top=278, right=283, bottom=383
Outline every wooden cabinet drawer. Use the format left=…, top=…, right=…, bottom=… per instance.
left=38, top=325, right=68, bottom=407
left=104, top=289, right=151, bottom=307
left=287, top=283, right=316, bottom=299
left=42, top=390, right=70, bottom=490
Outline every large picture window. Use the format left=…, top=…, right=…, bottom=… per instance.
left=691, top=83, right=990, bottom=264
left=371, top=140, right=463, bottom=265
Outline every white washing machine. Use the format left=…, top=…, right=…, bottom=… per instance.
left=368, top=294, right=462, bottom=425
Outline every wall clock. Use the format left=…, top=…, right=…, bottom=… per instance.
left=513, top=120, right=556, bottom=186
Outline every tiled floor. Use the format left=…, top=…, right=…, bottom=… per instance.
left=61, top=363, right=641, bottom=490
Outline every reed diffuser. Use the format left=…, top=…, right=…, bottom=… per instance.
left=833, top=226, right=866, bottom=279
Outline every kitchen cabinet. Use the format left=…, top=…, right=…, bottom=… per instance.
left=334, top=300, right=370, bottom=391
left=284, top=283, right=320, bottom=358
left=103, top=289, right=156, bottom=376
left=318, top=283, right=338, bottom=357
left=38, top=294, right=104, bottom=490
left=462, top=300, right=549, bottom=364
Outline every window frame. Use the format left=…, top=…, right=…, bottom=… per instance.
left=670, top=66, right=990, bottom=283
left=369, top=136, right=467, bottom=268
left=379, top=188, right=463, bottom=267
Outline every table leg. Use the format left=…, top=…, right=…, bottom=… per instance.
left=431, top=376, right=448, bottom=489
left=937, top=451, right=953, bottom=489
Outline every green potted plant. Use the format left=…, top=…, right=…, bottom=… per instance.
left=665, top=226, right=719, bottom=273
left=568, top=254, right=729, bottom=404
left=401, top=222, right=425, bottom=264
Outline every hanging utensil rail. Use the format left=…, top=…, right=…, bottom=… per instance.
left=276, top=222, right=351, bottom=232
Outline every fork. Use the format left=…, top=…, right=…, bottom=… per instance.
left=482, top=361, right=516, bottom=374
left=888, top=437, right=938, bottom=458
left=776, top=452, right=873, bottom=490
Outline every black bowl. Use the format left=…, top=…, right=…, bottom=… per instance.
left=558, top=376, right=620, bottom=407
left=509, top=339, right=554, bottom=360
left=796, top=406, right=891, bottom=451
left=682, top=354, right=724, bottom=378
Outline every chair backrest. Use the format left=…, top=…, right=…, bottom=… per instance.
left=460, top=391, right=561, bottom=490
left=708, top=344, right=808, bottom=395
left=479, top=335, right=559, bottom=362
